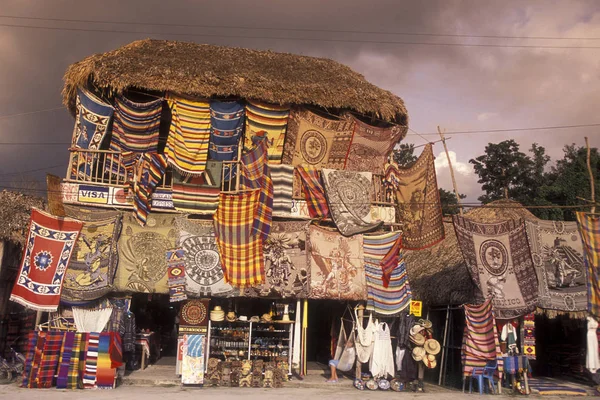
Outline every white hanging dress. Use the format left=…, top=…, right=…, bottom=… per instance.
left=586, top=316, right=600, bottom=373
left=369, top=322, right=395, bottom=379
left=355, top=311, right=376, bottom=363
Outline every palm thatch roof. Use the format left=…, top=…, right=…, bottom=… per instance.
left=62, top=39, right=408, bottom=125
left=0, top=190, right=46, bottom=246
left=464, top=199, right=538, bottom=222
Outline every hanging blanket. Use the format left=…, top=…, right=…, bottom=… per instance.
left=165, top=95, right=211, bottom=176
left=364, top=232, right=412, bottom=315
left=523, top=313, right=536, bottom=360
left=241, top=138, right=273, bottom=239
left=209, top=101, right=243, bottom=182
left=322, top=169, right=382, bottom=236
left=131, top=153, right=168, bottom=226
left=37, top=331, right=65, bottom=388
left=10, top=208, right=83, bottom=312
left=182, top=334, right=206, bottom=385
left=68, top=332, right=87, bottom=389
left=243, top=100, right=290, bottom=163
left=576, top=212, right=600, bottom=319
left=384, top=144, right=444, bottom=250
left=307, top=225, right=366, bottom=300
left=83, top=332, right=100, bottom=389
left=166, top=248, right=188, bottom=302
left=270, top=164, right=294, bottom=214
left=56, top=331, right=75, bottom=389
left=525, top=220, right=587, bottom=312
left=453, top=216, right=538, bottom=319
left=208, top=143, right=238, bottom=182
left=462, top=299, right=503, bottom=377
left=61, top=215, right=122, bottom=304
left=244, top=221, right=311, bottom=298
left=282, top=108, right=354, bottom=169
left=345, top=116, right=405, bottom=175
left=175, top=217, right=236, bottom=297
left=172, top=163, right=222, bottom=213
left=114, top=213, right=176, bottom=294
left=296, top=167, right=329, bottom=219
left=213, top=190, right=265, bottom=288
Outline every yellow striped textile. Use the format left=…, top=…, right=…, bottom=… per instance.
left=243, top=100, right=290, bottom=163
left=576, top=212, right=600, bottom=318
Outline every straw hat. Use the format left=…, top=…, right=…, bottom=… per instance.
left=226, top=311, right=236, bottom=322
left=238, top=315, right=248, bottom=322
left=260, top=313, right=272, bottom=322
left=419, top=319, right=433, bottom=329
left=412, top=346, right=426, bottom=362
left=210, top=306, right=225, bottom=322
left=410, top=332, right=425, bottom=346
left=424, top=339, right=441, bottom=355
left=423, top=354, right=437, bottom=369
left=410, top=324, right=425, bottom=336
left=250, top=316, right=260, bottom=323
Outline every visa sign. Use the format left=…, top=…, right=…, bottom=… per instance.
left=78, top=185, right=109, bottom=204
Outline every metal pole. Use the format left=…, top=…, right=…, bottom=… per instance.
left=438, top=304, right=451, bottom=386
left=585, top=137, right=596, bottom=213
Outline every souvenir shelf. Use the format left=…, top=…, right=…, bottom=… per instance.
left=206, top=320, right=294, bottom=375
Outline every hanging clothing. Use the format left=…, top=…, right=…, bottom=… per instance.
left=370, top=322, right=395, bottom=379
left=395, top=347, right=405, bottom=372
left=587, top=316, right=600, bottom=373
left=500, top=321, right=519, bottom=355
left=397, top=311, right=415, bottom=349
left=355, top=311, right=376, bottom=363
left=73, top=307, right=113, bottom=333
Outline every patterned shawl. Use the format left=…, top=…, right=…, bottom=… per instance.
left=307, top=225, right=366, bottom=300
left=384, top=144, right=444, bottom=250
left=114, top=213, right=177, bottom=294
left=165, top=95, right=211, bottom=176
left=321, top=169, right=382, bottom=236
left=453, top=216, right=538, bottom=319
left=270, top=164, right=294, bottom=215
left=525, top=220, right=587, bottom=312
left=282, top=108, right=354, bottom=169
left=364, top=232, right=412, bottom=315
left=345, top=116, right=405, bottom=175
left=575, top=212, right=600, bottom=318
left=175, top=217, right=236, bottom=297
left=462, top=299, right=503, bottom=376
left=214, top=190, right=265, bottom=288
left=61, top=215, right=122, bottom=304
left=172, top=163, right=222, bottom=213
left=296, top=167, right=329, bottom=219
left=131, top=153, right=168, bottom=226
left=244, top=100, right=290, bottom=163
left=10, top=208, right=83, bottom=312
left=241, top=138, right=273, bottom=239
left=244, top=221, right=311, bottom=298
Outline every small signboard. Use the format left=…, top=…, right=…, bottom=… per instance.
left=410, top=300, right=423, bottom=317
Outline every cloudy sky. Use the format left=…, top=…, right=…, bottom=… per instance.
left=1, top=0, right=599, bottom=202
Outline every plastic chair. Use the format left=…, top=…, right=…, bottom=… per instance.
left=469, top=361, right=498, bottom=394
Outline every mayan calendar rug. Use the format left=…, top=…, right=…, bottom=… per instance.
left=525, top=220, right=587, bottom=312
left=462, top=299, right=503, bottom=377
left=214, top=190, right=265, bottom=288
left=61, top=215, right=122, bottom=304
left=114, top=213, right=177, bottom=294
left=282, top=108, right=354, bottom=169
left=576, top=212, right=600, bottom=318
left=453, top=216, right=539, bottom=319
left=307, top=225, right=366, bottom=300
left=345, top=116, right=406, bottom=175
left=165, top=95, right=211, bottom=176
left=244, top=221, right=310, bottom=298
left=322, top=169, right=382, bottom=236
left=384, top=144, right=444, bottom=250
left=364, top=232, right=412, bottom=315
left=172, top=164, right=222, bottom=213
left=271, top=164, right=294, bottom=214
left=175, top=217, right=236, bottom=297
left=10, top=208, right=83, bottom=312
left=243, top=100, right=290, bottom=163
left=241, top=138, right=273, bottom=239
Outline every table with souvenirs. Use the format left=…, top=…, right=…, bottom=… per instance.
left=135, top=331, right=161, bottom=370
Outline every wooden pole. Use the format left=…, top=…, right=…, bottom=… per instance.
left=437, top=126, right=463, bottom=215
left=585, top=137, right=596, bottom=213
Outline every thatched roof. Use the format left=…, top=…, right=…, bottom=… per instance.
left=464, top=199, right=538, bottom=222
left=62, top=39, right=408, bottom=124
left=405, top=222, right=478, bottom=306
left=0, top=190, right=46, bottom=245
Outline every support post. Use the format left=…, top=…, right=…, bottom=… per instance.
left=585, top=137, right=596, bottom=213
left=438, top=304, right=451, bottom=386
left=437, top=126, right=463, bottom=215
left=301, top=299, right=308, bottom=377
left=355, top=304, right=364, bottom=379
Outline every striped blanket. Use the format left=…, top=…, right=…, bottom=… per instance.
left=270, top=164, right=294, bottom=214
left=56, top=331, right=75, bottom=389
left=364, top=231, right=412, bottom=315
left=296, top=167, right=329, bottom=219
left=172, top=164, right=222, bottom=213
left=529, top=378, right=589, bottom=396
left=21, top=331, right=40, bottom=388
left=243, top=100, right=290, bottom=163
left=213, top=190, right=265, bottom=288
left=576, top=212, right=600, bottom=319
left=462, top=299, right=503, bottom=377
left=96, top=333, right=115, bottom=389
left=65, top=333, right=86, bottom=389
left=241, top=138, right=273, bottom=239
left=166, top=96, right=211, bottom=176
left=37, top=331, right=65, bottom=388
left=131, top=153, right=168, bottom=226
left=83, top=332, right=100, bottom=389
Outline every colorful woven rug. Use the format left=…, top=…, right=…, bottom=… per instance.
left=175, top=217, right=236, bottom=297
left=182, top=334, right=206, bottom=385
left=282, top=108, right=354, bottom=169
left=523, top=313, right=536, bottom=360
left=529, top=378, right=589, bottom=396
left=345, top=116, right=406, bottom=175
left=65, top=332, right=86, bottom=389
left=307, top=225, right=366, bottom=300
left=165, top=95, right=211, bottom=176
left=56, top=331, right=75, bottom=389
left=462, top=299, right=503, bottom=377
left=131, top=152, right=168, bottom=226
left=244, top=221, right=311, bottom=298
left=172, top=165, right=222, bottom=213
left=213, top=190, right=265, bottom=288
left=96, top=332, right=117, bottom=389
left=296, top=166, right=329, bottom=219
left=453, top=216, right=539, bottom=319
left=384, top=144, right=444, bottom=250
left=210, top=100, right=244, bottom=145
left=83, top=332, right=100, bottom=389
left=114, top=213, right=176, bottom=294
left=525, top=220, right=587, bottom=312
left=37, top=331, right=65, bottom=388
left=364, top=232, right=412, bottom=315
left=321, top=169, right=382, bottom=236
left=270, top=164, right=294, bottom=214
left=241, top=138, right=273, bottom=239
left=243, top=100, right=290, bottom=163
left=21, top=331, right=39, bottom=388
left=166, top=248, right=187, bottom=302
left=61, top=215, right=122, bottom=304
left=575, top=212, right=600, bottom=319
left=10, top=208, right=83, bottom=312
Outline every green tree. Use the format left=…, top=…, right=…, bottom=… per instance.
left=392, top=143, right=418, bottom=167
left=439, top=188, right=467, bottom=215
